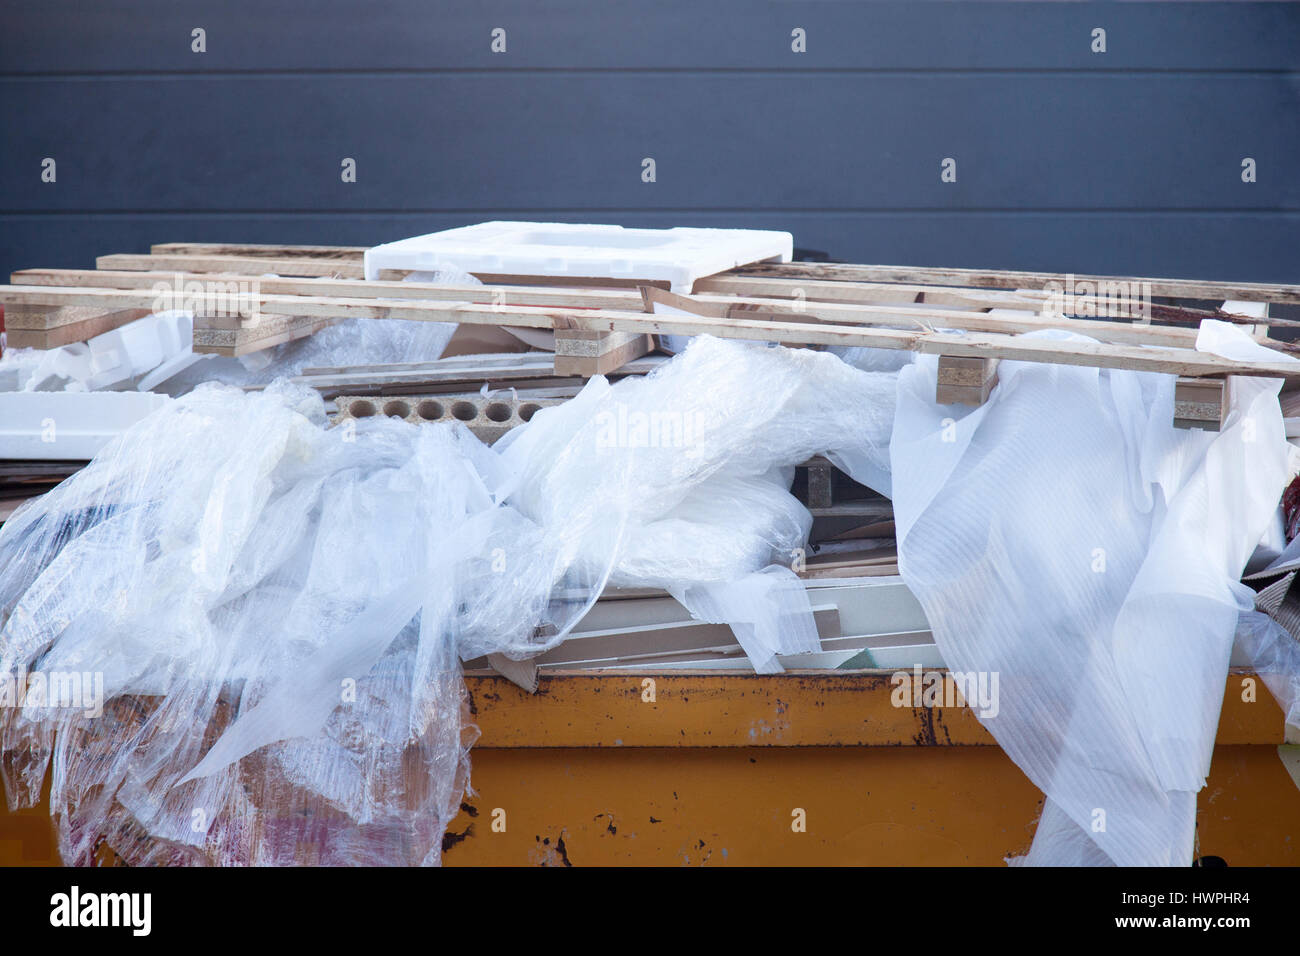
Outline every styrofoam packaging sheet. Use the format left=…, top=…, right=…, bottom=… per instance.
left=363, top=221, right=793, bottom=290
left=0, top=390, right=172, bottom=459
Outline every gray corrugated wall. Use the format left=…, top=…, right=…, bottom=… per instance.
left=1, top=1, right=1297, bottom=282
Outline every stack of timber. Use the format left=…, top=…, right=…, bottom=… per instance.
left=5, top=243, right=1300, bottom=432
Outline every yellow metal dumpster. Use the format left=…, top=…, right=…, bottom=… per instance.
left=5, top=669, right=1293, bottom=866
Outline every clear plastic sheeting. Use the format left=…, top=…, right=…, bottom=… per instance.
left=492, top=335, right=898, bottom=668
left=886, top=324, right=1292, bottom=867
left=671, top=567, right=821, bottom=674
left=0, top=382, right=511, bottom=864
left=1235, top=610, right=1300, bottom=733
left=0, top=335, right=899, bottom=864
left=829, top=345, right=916, bottom=375
left=156, top=267, right=472, bottom=394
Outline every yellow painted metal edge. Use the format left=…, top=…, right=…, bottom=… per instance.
left=468, top=669, right=1285, bottom=749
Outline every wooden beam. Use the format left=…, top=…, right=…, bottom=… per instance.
left=936, top=356, right=999, bottom=406
left=25, top=267, right=1296, bottom=346
left=14, top=268, right=1191, bottom=347
left=643, top=283, right=1226, bottom=351
left=1173, top=377, right=1226, bottom=431
left=14, top=268, right=646, bottom=311
left=193, top=314, right=339, bottom=356
left=699, top=274, right=1040, bottom=311
left=552, top=327, right=655, bottom=376
left=3, top=305, right=152, bottom=348
left=117, top=244, right=1300, bottom=307
left=150, top=242, right=367, bottom=259
left=4, top=284, right=1299, bottom=381
left=98, top=253, right=370, bottom=279
left=733, top=261, right=1300, bottom=306
left=53, top=263, right=1283, bottom=331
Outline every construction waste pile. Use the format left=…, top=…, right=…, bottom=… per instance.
left=0, top=224, right=1298, bottom=867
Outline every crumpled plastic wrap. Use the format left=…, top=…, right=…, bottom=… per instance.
left=0, top=382, right=521, bottom=864
left=157, top=267, right=472, bottom=394
left=0, top=335, right=898, bottom=864
left=1235, top=610, right=1300, bottom=733
left=885, top=322, right=1293, bottom=867
left=493, top=337, right=896, bottom=670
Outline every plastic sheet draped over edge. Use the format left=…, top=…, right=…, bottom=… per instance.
left=885, top=325, right=1292, bottom=867
left=0, top=335, right=900, bottom=863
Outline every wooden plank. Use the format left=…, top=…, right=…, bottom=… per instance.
left=101, top=255, right=666, bottom=291
left=733, top=261, right=1300, bottom=306
left=700, top=274, right=1039, bottom=312
left=647, top=283, right=1222, bottom=352
left=194, top=314, right=339, bottom=356
left=4, top=306, right=151, bottom=348
left=906, top=331, right=1290, bottom=381
left=936, top=355, right=998, bottom=387
left=98, top=253, right=370, bottom=279
left=1173, top=376, right=1225, bottom=431
left=6, top=284, right=1300, bottom=382
left=112, top=248, right=1280, bottom=319
left=150, top=242, right=367, bottom=259
left=25, top=269, right=1300, bottom=354
left=936, top=383, right=994, bottom=406
left=17, top=268, right=646, bottom=311
left=936, top=355, right=999, bottom=407
left=808, top=501, right=893, bottom=519
left=799, top=563, right=901, bottom=580
left=553, top=329, right=655, bottom=376
left=3, top=302, right=136, bottom=331
left=701, top=274, right=1285, bottom=329
left=34, top=266, right=1293, bottom=335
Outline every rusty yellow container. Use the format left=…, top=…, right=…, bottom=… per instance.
left=3, top=670, right=1297, bottom=866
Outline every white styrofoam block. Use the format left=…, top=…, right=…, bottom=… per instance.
left=24, top=311, right=196, bottom=392
left=1222, top=299, right=1269, bottom=319
left=84, top=311, right=194, bottom=390
left=363, top=221, right=793, bottom=291
left=0, top=391, right=172, bottom=460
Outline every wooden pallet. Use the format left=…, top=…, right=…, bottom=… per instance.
left=5, top=242, right=1300, bottom=430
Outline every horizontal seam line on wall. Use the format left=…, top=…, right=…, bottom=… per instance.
left=1, top=68, right=1299, bottom=80
left=1, top=208, right=1298, bottom=217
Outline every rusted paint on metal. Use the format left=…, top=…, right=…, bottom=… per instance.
left=466, top=670, right=1286, bottom=749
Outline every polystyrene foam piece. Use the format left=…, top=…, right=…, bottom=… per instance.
left=0, top=391, right=172, bottom=459
left=363, top=221, right=793, bottom=291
